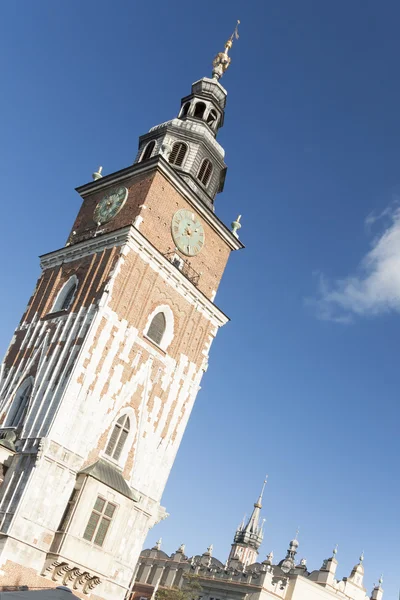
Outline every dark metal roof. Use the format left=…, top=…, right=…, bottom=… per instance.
left=79, top=459, right=140, bottom=502
left=0, top=589, right=80, bottom=600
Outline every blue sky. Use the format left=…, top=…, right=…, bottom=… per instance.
left=1, top=0, right=399, bottom=596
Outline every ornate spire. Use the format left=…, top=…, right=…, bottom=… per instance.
left=212, top=20, right=240, bottom=80
left=237, top=476, right=267, bottom=541
left=228, top=477, right=268, bottom=568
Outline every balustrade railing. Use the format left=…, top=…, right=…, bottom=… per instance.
left=164, top=252, right=200, bottom=287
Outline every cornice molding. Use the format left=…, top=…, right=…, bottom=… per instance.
left=39, top=225, right=229, bottom=327
left=40, top=228, right=131, bottom=269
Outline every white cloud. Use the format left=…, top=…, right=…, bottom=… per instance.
left=309, top=204, right=400, bottom=323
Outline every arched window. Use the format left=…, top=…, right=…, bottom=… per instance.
left=193, top=102, right=206, bottom=119
left=52, top=276, right=78, bottom=312
left=197, top=159, right=213, bottom=186
left=169, top=142, right=187, bottom=167
left=105, top=415, right=130, bottom=461
left=141, top=140, right=156, bottom=162
left=147, top=312, right=166, bottom=346
left=7, top=378, right=33, bottom=427
left=207, top=110, right=218, bottom=127
left=180, top=102, right=190, bottom=117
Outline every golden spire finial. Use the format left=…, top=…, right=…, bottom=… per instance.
left=212, top=20, right=240, bottom=80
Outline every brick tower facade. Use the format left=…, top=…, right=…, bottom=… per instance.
left=0, top=36, right=242, bottom=600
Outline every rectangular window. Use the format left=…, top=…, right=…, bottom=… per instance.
left=83, top=496, right=117, bottom=547
left=171, top=254, right=184, bottom=270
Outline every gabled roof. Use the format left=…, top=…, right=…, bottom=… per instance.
left=79, top=459, right=140, bottom=502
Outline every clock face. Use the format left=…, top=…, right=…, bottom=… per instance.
left=171, top=209, right=205, bottom=256
left=93, top=186, right=128, bottom=225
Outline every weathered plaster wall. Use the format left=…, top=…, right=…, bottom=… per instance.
left=0, top=215, right=228, bottom=600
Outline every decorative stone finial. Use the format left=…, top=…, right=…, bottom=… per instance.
left=177, top=543, right=185, bottom=554
left=264, top=551, right=274, bottom=565
left=153, top=537, right=162, bottom=550
left=0, top=428, right=17, bottom=451
left=333, top=544, right=338, bottom=558
left=212, top=20, right=240, bottom=80
left=379, top=574, right=383, bottom=586
left=92, top=166, right=103, bottom=181
left=231, top=215, right=242, bottom=238
left=360, top=551, right=364, bottom=563
left=206, top=544, right=213, bottom=556
left=300, top=558, right=307, bottom=567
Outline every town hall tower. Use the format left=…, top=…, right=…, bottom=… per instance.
left=0, top=30, right=242, bottom=600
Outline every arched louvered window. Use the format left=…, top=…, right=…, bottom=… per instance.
left=7, top=378, right=33, bottom=427
left=141, top=140, right=156, bottom=162
left=180, top=102, right=190, bottom=117
left=105, top=415, right=130, bottom=461
left=60, top=283, right=77, bottom=310
left=169, top=142, right=187, bottom=167
left=197, top=159, right=213, bottom=186
left=147, top=312, right=166, bottom=346
left=194, top=102, right=206, bottom=119
left=207, top=110, right=218, bottom=127
left=52, top=276, right=78, bottom=312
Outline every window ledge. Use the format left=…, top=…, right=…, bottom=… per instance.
left=43, top=309, right=69, bottom=320
left=99, top=453, right=124, bottom=471
left=143, top=334, right=166, bottom=355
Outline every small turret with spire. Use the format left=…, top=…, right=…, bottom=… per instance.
left=227, top=477, right=268, bottom=568
left=133, top=21, right=241, bottom=212
left=279, top=530, right=300, bottom=574
left=370, top=575, right=384, bottom=600
left=341, top=552, right=367, bottom=597
left=313, top=544, right=339, bottom=586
